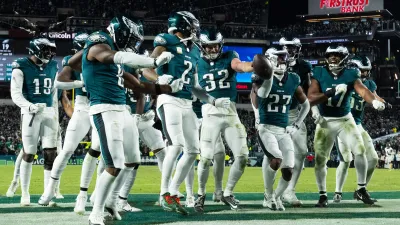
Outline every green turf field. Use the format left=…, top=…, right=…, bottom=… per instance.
left=0, top=165, right=400, bottom=225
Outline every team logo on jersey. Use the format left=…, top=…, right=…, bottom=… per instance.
left=176, top=47, right=183, bottom=54
left=88, top=34, right=107, bottom=43
left=155, top=36, right=166, bottom=45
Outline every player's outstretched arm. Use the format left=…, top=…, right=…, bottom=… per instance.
left=231, top=58, right=253, bottom=73
left=55, top=65, right=84, bottom=90
left=308, top=79, right=328, bottom=106
left=141, top=46, right=168, bottom=82
left=123, top=71, right=177, bottom=95
left=293, top=86, right=310, bottom=125
left=61, top=90, right=73, bottom=118
left=354, top=79, right=385, bottom=110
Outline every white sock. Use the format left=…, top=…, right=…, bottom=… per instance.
left=13, top=151, right=23, bottom=182
left=44, top=170, right=51, bottom=191
left=108, top=167, right=133, bottom=203
left=335, top=161, right=350, bottom=193
left=160, top=146, right=182, bottom=195
left=91, top=171, right=116, bottom=215
left=55, top=175, right=62, bottom=194
left=185, top=162, right=195, bottom=197
left=155, top=148, right=166, bottom=172
left=80, top=153, right=98, bottom=192
left=50, top=150, right=73, bottom=179
left=223, top=156, right=246, bottom=197
left=287, top=153, right=305, bottom=191
left=366, top=159, right=378, bottom=187
left=20, top=160, right=32, bottom=196
left=213, top=152, right=225, bottom=193
left=119, top=167, right=138, bottom=199
left=90, top=159, right=105, bottom=197
left=263, top=161, right=277, bottom=195
left=275, top=177, right=289, bottom=198
left=262, top=156, right=269, bottom=189
left=169, top=152, right=197, bottom=196
left=197, top=157, right=210, bottom=196
left=354, top=154, right=367, bottom=186
left=315, top=165, right=327, bottom=192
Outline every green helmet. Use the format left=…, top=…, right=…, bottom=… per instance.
left=349, top=55, right=372, bottom=78
left=28, top=38, right=56, bottom=64
left=200, top=29, right=224, bottom=60
left=168, top=11, right=200, bottom=42
left=72, top=32, right=89, bottom=53
left=107, top=16, right=144, bottom=52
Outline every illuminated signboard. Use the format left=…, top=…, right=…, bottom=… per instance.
left=308, top=0, right=383, bottom=15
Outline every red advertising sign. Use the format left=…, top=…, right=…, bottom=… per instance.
left=309, top=0, right=383, bottom=15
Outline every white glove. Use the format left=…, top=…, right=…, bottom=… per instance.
left=311, top=106, right=325, bottom=125
left=335, top=84, right=347, bottom=96
left=157, top=74, right=174, bottom=85
left=372, top=100, right=385, bottom=111
left=138, top=110, right=155, bottom=122
left=155, top=52, right=174, bottom=67
left=213, top=98, right=231, bottom=109
left=285, top=124, right=300, bottom=136
left=169, top=78, right=184, bottom=93
left=29, top=103, right=46, bottom=114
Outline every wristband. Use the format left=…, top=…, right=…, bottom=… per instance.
left=153, top=58, right=158, bottom=68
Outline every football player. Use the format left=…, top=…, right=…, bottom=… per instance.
left=193, top=29, right=253, bottom=212
left=309, top=46, right=385, bottom=207
left=279, top=38, right=312, bottom=206
left=257, top=48, right=309, bottom=211
left=10, top=38, right=59, bottom=206
left=65, top=16, right=181, bottom=225
left=333, top=55, right=388, bottom=203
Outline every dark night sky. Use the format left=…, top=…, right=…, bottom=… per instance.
left=268, top=0, right=400, bottom=28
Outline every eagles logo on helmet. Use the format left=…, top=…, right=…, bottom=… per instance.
left=107, top=16, right=144, bottom=52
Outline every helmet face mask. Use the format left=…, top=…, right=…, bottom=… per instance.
left=200, top=29, right=224, bottom=60
left=325, top=46, right=349, bottom=73
left=107, top=16, right=144, bottom=52
left=28, top=38, right=56, bottom=64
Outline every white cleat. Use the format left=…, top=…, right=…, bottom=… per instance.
left=117, top=199, right=142, bottom=212
left=38, top=193, right=55, bottom=206
left=213, top=191, right=223, bottom=202
left=55, top=191, right=64, bottom=199
left=20, top=194, right=30, bottom=207
left=177, top=191, right=185, bottom=199
left=6, top=180, right=19, bottom=197
left=282, top=190, right=302, bottom=207
left=263, top=192, right=277, bottom=210
left=185, top=195, right=195, bottom=208
left=88, top=213, right=105, bottom=225
left=333, top=193, right=342, bottom=203
left=105, top=200, right=122, bottom=220
left=74, top=194, right=88, bottom=215
left=276, top=197, right=285, bottom=211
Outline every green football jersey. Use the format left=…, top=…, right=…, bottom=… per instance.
left=124, top=66, right=151, bottom=113
left=312, top=66, right=360, bottom=117
left=12, top=57, right=58, bottom=107
left=258, top=72, right=301, bottom=128
left=197, top=51, right=239, bottom=102
left=288, top=59, right=312, bottom=110
left=154, top=33, right=200, bottom=100
left=62, top=55, right=87, bottom=97
left=351, top=79, right=377, bottom=125
left=192, top=98, right=203, bottom=119
left=82, top=31, right=125, bottom=106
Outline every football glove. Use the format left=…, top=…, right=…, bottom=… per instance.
left=155, top=52, right=174, bottom=67
left=334, top=84, right=347, bottom=96
left=285, top=123, right=300, bottom=136
left=311, top=106, right=325, bottom=125
left=138, top=110, right=155, bottom=122
left=213, top=98, right=231, bottom=109
left=29, top=103, right=46, bottom=114
left=372, top=100, right=385, bottom=111
left=169, top=78, right=184, bottom=93
left=156, top=74, right=174, bottom=85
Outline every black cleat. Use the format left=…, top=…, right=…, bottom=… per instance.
left=221, top=195, right=239, bottom=210
left=194, top=195, right=206, bottom=213
left=315, top=195, right=328, bottom=207
left=354, top=188, right=376, bottom=204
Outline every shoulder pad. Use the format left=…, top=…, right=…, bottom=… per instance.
left=11, top=61, right=21, bottom=69
left=87, top=32, right=108, bottom=44
left=230, top=50, right=239, bottom=59
left=311, top=66, right=323, bottom=80
left=62, top=56, right=72, bottom=67
left=369, top=80, right=377, bottom=92
left=289, top=72, right=301, bottom=86
left=154, top=33, right=176, bottom=47
left=302, top=59, right=312, bottom=72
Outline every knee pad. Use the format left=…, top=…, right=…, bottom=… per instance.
left=200, top=156, right=212, bottom=167
left=23, top=153, right=35, bottom=162
left=270, top=158, right=282, bottom=171
left=281, top=168, right=293, bottom=181
left=236, top=155, right=248, bottom=171
left=88, top=148, right=101, bottom=158
left=43, top=148, right=57, bottom=170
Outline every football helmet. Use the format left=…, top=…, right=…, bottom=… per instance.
left=107, top=16, right=144, bottom=52
left=200, top=29, right=224, bottom=60
left=72, top=32, right=89, bottom=53
left=28, top=38, right=56, bottom=64
left=265, top=47, right=289, bottom=75
left=279, top=37, right=302, bottom=66
left=168, top=11, right=200, bottom=43
left=349, top=55, right=372, bottom=79
left=325, top=46, right=349, bottom=73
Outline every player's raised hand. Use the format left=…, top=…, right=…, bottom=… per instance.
left=213, top=98, right=231, bottom=109
left=169, top=78, right=184, bottom=93
left=334, top=84, right=347, bottom=96
left=372, top=100, right=385, bottom=111
left=155, top=52, right=174, bottom=67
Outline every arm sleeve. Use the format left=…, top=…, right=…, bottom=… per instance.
left=257, top=77, right=273, bottom=98
left=54, top=80, right=84, bottom=90
left=191, top=73, right=215, bottom=104
left=113, top=51, right=156, bottom=69
left=294, top=99, right=310, bottom=126
left=10, top=69, right=32, bottom=112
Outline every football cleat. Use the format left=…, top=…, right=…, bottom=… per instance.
left=38, top=193, right=54, bottom=206
left=354, top=188, right=375, bottom=205
left=276, top=197, right=285, bottom=211
left=177, top=191, right=185, bottom=199
left=74, top=194, right=88, bottom=215
left=333, top=192, right=342, bottom=203
left=160, top=193, right=175, bottom=211
left=55, top=190, right=64, bottom=199
left=185, top=195, right=195, bottom=208
left=117, top=199, right=142, bottom=212
left=353, top=189, right=377, bottom=203
left=263, top=192, right=277, bottom=210
left=6, top=180, right=19, bottom=197
left=315, top=195, right=328, bottom=207
left=282, top=190, right=302, bottom=207
left=194, top=195, right=206, bottom=213
left=212, top=191, right=222, bottom=202
left=171, top=195, right=189, bottom=215
left=105, top=200, right=122, bottom=220
left=20, top=194, right=30, bottom=207
left=88, top=213, right=105, bottom=225
left=221, top=195, right=239, bottom=210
